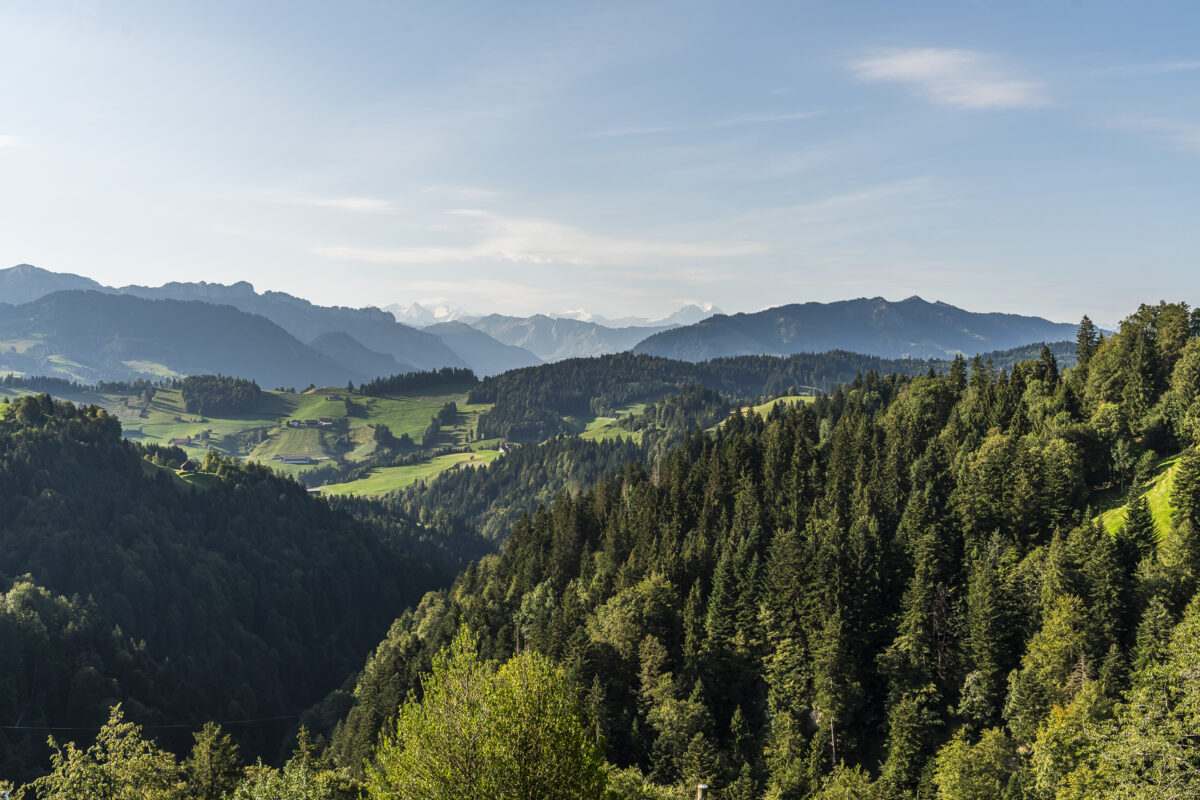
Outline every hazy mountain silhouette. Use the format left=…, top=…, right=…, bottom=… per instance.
left=633, top=296, right=1078, bottom=361
left=0, top=291, right=363, bottom=387
left=424, top=321, right=541, bottom=377
left=309, top=331, right=413, bottom=380
left=471, top=314, right=674, bottom=361
left=0, top=264, right=104, bottom=305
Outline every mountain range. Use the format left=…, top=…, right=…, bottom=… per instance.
left=0, top=291, right=355, bottom=388
left=634, top=296, right=1080, bottom=361
left=0, top=265, right=1079, bottom=385
left=384, top=300, right=722, bottom=330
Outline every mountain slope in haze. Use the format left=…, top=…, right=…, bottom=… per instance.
left=0, top=266, right=470, bottom=374
left=424, top=321, right=541, bottom=376
left=309, top=331, right=413, bottom=380
left=117, top=281, right=468, bottom=372
left=471, top=314, right=674, bottom=361
left=550, top=302, right=723, bottom=328
left=0, top=291, right=361, bottom=387
left=0, top=263, right=104, bottom=304
left=633, top=295, right=1079, bottom=360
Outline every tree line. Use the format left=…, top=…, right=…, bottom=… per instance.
left=358, top=367, right=477, bottom=397
left=469, top=344, right=1077, bottom=442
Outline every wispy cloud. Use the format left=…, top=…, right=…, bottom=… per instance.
left=0, top=135, right=26, bottom=147
left=295, top=196, right=398, bottom=213
left=312, top=209, right=767, bottom=266
left=851, top=48, right=1048, bottom=109
left=586, top=110, right=825, bottom=138
left=423, top=185, right=503, bottom=201
left=1111, top=116, right=1200, bottom=153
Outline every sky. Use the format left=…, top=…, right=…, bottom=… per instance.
left=1, top=1, right=1198, bottom=325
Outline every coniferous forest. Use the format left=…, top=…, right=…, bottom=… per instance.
left=3, top=302, right=1200, bottom=799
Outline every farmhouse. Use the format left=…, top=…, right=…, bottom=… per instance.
left=286, top=418, right=335, bottom=429
left=272, top=454, right=315, bottom=465
left=170, top=437, right=191, bottom=446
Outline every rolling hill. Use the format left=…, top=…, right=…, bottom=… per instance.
left=632, top=295, right=1079, bottom=360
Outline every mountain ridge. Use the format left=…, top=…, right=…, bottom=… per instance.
left=633, top=295, right=1079, bottom=361
left=0, top=290, right=364, bottom=387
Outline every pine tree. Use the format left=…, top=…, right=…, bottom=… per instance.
left=1121, top=494, right=1157, bottom=561
left=1076, top=315, right=1099, bottom=367
left=1131, top=598, right=1174, bottom=678
left=1170, top=446, right=1200, bottom=530
left=185, top=723, right=242, bottom=800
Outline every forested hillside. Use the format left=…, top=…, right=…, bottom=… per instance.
left=469, top=343, right=1076, bottom=442
left=0, top=395, right=479, bottom=783
left=330, top=303, right=1200, bottom=798
left=399, top=387, right=730, bottom=541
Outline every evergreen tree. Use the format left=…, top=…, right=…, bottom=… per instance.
left=184, top=723, right=242, bottom=800
left=1076, top=315, right=1099, bottom=367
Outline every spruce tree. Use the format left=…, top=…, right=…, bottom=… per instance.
left=1076, top=315, right=1099, bottom=366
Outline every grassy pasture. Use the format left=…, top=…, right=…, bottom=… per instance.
left=321, top=449, right=500, bottom=497
left=747, top=395, right=815, bottom=417
left=1099, top=453, right=1182, bottom=540
left=87, top=383, right=496, bottom=492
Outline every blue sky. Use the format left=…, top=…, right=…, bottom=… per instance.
left=1, top=1, right=1197, bottom=324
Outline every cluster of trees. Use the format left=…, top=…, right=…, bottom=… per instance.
left=618, top=386, right=731, bottom=440
left=0, top=373, right=170, bottom=396
left=420, top=401, right=460, bottom=447
left=325, top=303, right=1200, bottom=799
left=470, top=345, right=1077, bottom=442
left=370, top=423, right=412, bottom=451
left=358, top=367, right=477, bottom=397
left=403, top=434, right=645, bottom=540
left=0, top=395, right=469, bottom=781
left=180, top=375, right=261, bottom=415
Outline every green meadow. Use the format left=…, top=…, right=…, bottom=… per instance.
left=320, top=449, right=500, bottom=497
left=748, top=394, right=814, bottom=417
left=79, top=383, right=497, bottom=496
left=1099, top=452, right=1183, bottom=540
